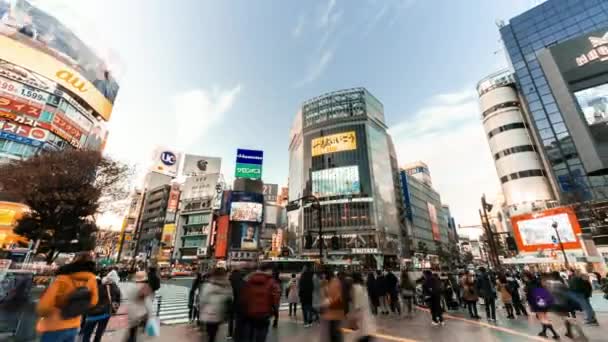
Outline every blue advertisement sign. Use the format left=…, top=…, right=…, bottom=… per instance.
left=0, top=131, right=44, bottom=148
left=236, top=149, right=263, bottom=165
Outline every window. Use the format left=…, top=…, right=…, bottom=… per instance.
left=482, top=101, right=519, bottom=118
left=494, top=145, right=536, bottom=160
left=487, top=122, right=526, bottom=138
left=536, top=118, right=550, bottom=129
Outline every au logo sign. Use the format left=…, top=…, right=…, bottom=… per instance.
left=56, top=70, right=89, bottom=92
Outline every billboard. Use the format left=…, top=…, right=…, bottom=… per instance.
left=151, top=147, right=180, bottom=177
left=182, top=174, right=219, bottom=200
left=427, top=202, right=440, bottom=241
left=161, top=224, right=176, bottom=248
left=182, top=154, right=221, bottom=176
left=237, top=222, right=259, bottom=250
left=235, top=148, right=263, bottom=180
left=263, top=183, right=278, bottom=202
left=511, top=207, right=582, bottom=253
left=264, top=205, right=278, bottom=225
left=0, top=0, right=120, bottom=121
left=311, top=131, right=356, bottom=157
left=312, top=165, right=360, bottom=197
left=214, top=215, right=229, bottom=258
left=230, top=202, right=263, bottom=222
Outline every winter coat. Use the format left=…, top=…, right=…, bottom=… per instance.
left=350, top=284, right=376, bottom=338
left=86, top=279, right=121, bottom=320
left=476, top=271, right=496, bottom=299
left=36, top=260, right=98, bottom=333
left=126, top=283, right=154, bottom=327
left=199, top=278, right=233, bottom=323
left=496, top=281, right=513, bottom=304
left=287, top=278, right=299, bottom=304
left=506, top=277, right=522, bottom=302
left=462, top=276, right=479, bottom=302
left=298, top=271, right=314, bottom=305
left=322, top=277, right=345, bottom=321
left=568, top=276, right=592, bottom=298
left=241, top=271, right=281, bottom=319
left=229, top=270, right=245, bottom=313
left=375, top=275, right=387, bottom=296
left=422, top=275, right=443, bottom=301
left=385, top=272, right=399, bottom=295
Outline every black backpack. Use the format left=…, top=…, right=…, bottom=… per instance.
left=60, top=278, right=92, bottom=319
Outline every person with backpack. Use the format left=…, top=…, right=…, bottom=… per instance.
left=422, top=270, right=444, bottom=326
left=240, top=264, right=281, bottom=342
left=36, top=252, right=98, bottom=342
left=199, top=267, right=233, bottom=342
left=125, top=271, right=154, bottom=342
left=81, top=271, right=121, bottom=342
left=506, top=273, right=527, bottom=317
left=567, top=268, right=599, bottom=325
left=524, top=272, right=560, bottom=339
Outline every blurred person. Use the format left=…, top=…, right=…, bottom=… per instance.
left=272, top=269, right=281, bottom=328
left=366, top=272, right=379, bottom=315
left=311, top=271, right=321, bottom=323
left=228, top=268, right=245, bottom=340
left=189, top=271, right=204, bottom=324
left=567, top=269, right=598, bottom=325
left=400, top=270, right=415, bottom=318
left=287, top=273, right=299, bottom=317
left=199, top=268, right=233, bottom=342
left=496, top=274, right=514, bottom=319
left=385, top=269, right=400, bottom=315
left=125, top=271, right=154, bottom=342
left=375, top=270, right=389, bottom=315
left=36, top=252, right=98, bottom=342
left=545, top=271, right=586, bottom=340
left=147, top=265, right=161, bottom=294
left=422, top=270, right=444, bottom=326
left=462, top=272, right=480, bottom=319
left=524, top=272, right=560, bottom=339
left=476, top=267, right=497, bottom=322
left=240, top=264, right=280, bottom=342
left=506, top=273, right=527, bottom=317
left=81, top=270, right=121, bottom=342
left=299, top=266, right=314, bottom=327
left=321, top=270, right=346, bottom=342
left=350, top=272, right=376, bottom=342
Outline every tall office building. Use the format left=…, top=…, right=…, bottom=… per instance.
left=499, top=0, right=608, bottom=247
left=402, top=161, right=433, bottom=187
left=477, top=70, right=555, bottom=214
left=288, top=88, right=404, bottom=268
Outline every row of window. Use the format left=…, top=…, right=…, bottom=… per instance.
left=487, top=122, right=526, bottom=139
left=482, top=101, right=520, bottom=118
left=500, top=169, right=546, bottom=184
left=0, top=139, right=39, bottom=158
left=494, top=144, right=536, bottom=160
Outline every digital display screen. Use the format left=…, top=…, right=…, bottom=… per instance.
left=517, top=213, right=577, bottom=246
left=230, top=202, right=263, bottom=222
left=312, top=165, right=360, bottom=197
left=574, top=83, right=608, bottom=144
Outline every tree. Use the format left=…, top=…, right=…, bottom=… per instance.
left=0, top=149, right=131, bottom=263
left=435, top=240, right=451, bottom=269
left=448, top=243, right=462, bottom=267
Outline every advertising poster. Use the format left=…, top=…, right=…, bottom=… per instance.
left=511, top=207, right=582, bottom=252
left=182, top=154, right=221, bottom=176
left=263, top=183, right=279, bottom=202
left=311, top=131, right=356, bottom=156
left=214, top=216, right=229, bottom=258
left=0, top=0, right=120, bottom=121
left=312, top=165, right=360, bottom=197
left=235, top=148, right=263, bottom=180
left=182, top=173, right=219, bottom=200
left=238, top=222, right=259, bottom=250
left=161, top=224, right=176, bottom=247
left=427, top=202, right=440, bottom=241
left=230, top=202, right=263, bottom=222
left=166, top=183, right=180, bottom=212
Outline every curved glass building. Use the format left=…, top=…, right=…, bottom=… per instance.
left=288, top=88, right=403, bottom=268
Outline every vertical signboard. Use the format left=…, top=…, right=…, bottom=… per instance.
left=215, top=215, right=229, bottom=258
left=235, top=148, right=263, bottom=179
left=263, top=183, right=279, bottom=202
left=427, top=202, right=440, bottom=241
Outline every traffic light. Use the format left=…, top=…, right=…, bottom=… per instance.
left=304, top=233, right=313, bottom=249
left=506, top=236, right=518, bottom=252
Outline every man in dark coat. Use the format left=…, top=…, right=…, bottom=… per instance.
left=476, top=267, right=496, bottom=322
left=228, top=269, right=245, bottom=339
left=298, top=267, right=314, bottom=327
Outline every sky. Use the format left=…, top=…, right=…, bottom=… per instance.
left=31, top=0, right=543, bottom=230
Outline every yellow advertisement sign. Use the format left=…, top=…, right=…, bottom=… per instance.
left=0, top=201, right=27, bottom=227
left=161, top=224, right=176, bottom=247
left=312, top=131, right=357, bottom=156
left=0, top=34, right=115, bottom=121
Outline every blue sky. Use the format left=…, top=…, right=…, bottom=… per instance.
left=35, top=0, right=541, bottom=228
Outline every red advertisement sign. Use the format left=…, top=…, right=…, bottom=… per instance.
left=215, top=215, right=229, bottom=259
left=427, top=202, right=441, bottom=241
left=0, top=110, right=42, bottom=128
left=0, top=121, right=48, bottom=141
left=0, top=94, right=41, bottom=118
left=167, top=184, right=180, bottom=212
left=53, top=113, right=82, bottom=139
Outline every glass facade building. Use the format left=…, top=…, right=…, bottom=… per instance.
left=500, top=0, right=608, bottom=244
left=288, top=88, right=404, bottom=267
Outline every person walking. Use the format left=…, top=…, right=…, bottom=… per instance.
left=321, top=270, right=346, bottom=342
left=199, top=268, right=233, bottom=342
left=524, top=272, right=560, bottom=339
left=350, top=272, right=376, bottom=342
left=506, top=273, right=527, bottom=317
left=462, top=272, right=480, bottom=319
left=375, top=270, right=389, bottom=315
left=272, top=269, right=281, bottom=328
left=81, top=271, right=121, bottom=342
left=240, top=265, right=281, bottom=342
left=125, top=271, right=154, bottom=342
left=366, top=272, right=379, bottom=316
left=228, top=268, right=245, bottom=340
left=567, top=269, right=599, bottom=325
left=147, top=265, right=161, bottom=294
left=311, top=272, right=321, bottom=323
left=385, top=269, right=400, bottom=315
left=189, top=271, right=203, bottom=324
left=400, top=270, right=415, bottom=318
left=422, top=271, right=444, bottom=326
left=287, top=273, right=299, bottom=318
left=36, top=252, right=99, bottom=342
left=299, top=267, right=314, bottom=327
left=477, top=267, right=497, bottom=322
left=496, top=274, right=515, bottom=319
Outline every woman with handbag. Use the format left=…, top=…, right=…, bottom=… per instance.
left=349, top=272, right=376, bottom=342
left=81, top=271, right=121, bottom=342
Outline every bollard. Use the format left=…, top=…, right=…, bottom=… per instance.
left=157, top=296, right=162, bottom=317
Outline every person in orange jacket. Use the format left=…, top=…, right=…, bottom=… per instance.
left=37, top=252, right=98, bottom=342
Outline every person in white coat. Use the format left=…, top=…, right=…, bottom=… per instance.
left=350, top=272, right=377, bottom=342
left=126, top=271, right=154, bottom=342
left=199, top=268, right=233, bottom=342
left=287, top=273, right=299, bottom=317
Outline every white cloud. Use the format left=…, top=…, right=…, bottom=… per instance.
left=292, top=13, right=306, bottom=37
left=318, top=0, right=337, bottom=28
left=295, top=50, right=334, bottom=87
left=390, top=88, right=501, bottom=226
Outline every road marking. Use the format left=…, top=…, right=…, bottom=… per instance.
left=343, top=328, right=419, bottom=342
left=416, top=306, right=546, bottom=341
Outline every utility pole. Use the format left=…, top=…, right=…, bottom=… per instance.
left=480, top=194, right=501, bottom=269
left=552, top=221, right=570, bottom=269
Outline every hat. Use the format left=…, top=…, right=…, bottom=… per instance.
left=134, top=271, right=148, bottom=282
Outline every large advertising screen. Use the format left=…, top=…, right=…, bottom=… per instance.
left=574, top=83, right=608, bottom=144
left=0, top=0, right=120, bottom=121
left=312, top=165, right=360, bottom=197
left=311, top=131, right=356, bottom=157
left=427, top=202, right=440, bottom=241
left=511, top=207, right=582, bottom=253
left=236, top=222, right=259, bottom=250
left=230, top=202, right=263, bottom=222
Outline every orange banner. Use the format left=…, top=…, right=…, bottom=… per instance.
left=215, top=216, right=229, bottom=258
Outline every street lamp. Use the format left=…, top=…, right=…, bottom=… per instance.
left=551, top=221, right=570, bottom=269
